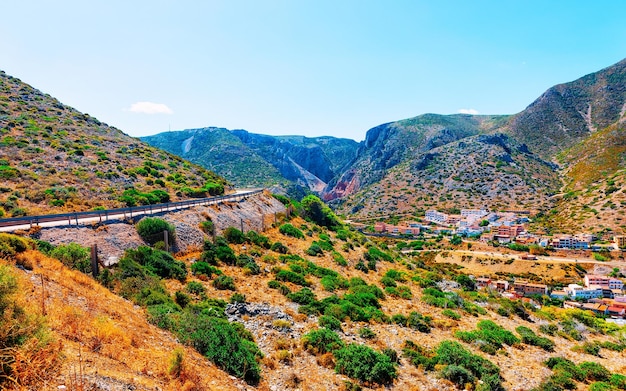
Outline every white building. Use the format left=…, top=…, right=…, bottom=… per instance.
left=564, top=284, right=603, bottom=300
left=425, top=210, right=448, bottom=225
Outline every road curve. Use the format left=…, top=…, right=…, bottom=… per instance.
left=0, top=189, right=264, bottom=233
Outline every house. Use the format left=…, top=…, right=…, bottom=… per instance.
left=513, top=280, right=548, bottom=296
left=564, top=284, right=603, bottom=300
left=461, top=209, right=488, bottom=219
left=475, top=277, right=492, bottom=289
left=607, top=306, right=626, bottom=318
left=494, top=280, right=509, bottom=291
left=581, top=303, right=608, bottom=315
left=425, top=210, right=448, bottom=225
left=584, top=275, right=624, bottom=290
left=550, top=290, right=568, bottom=300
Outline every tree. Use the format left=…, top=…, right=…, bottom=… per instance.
left=300, top=195, right=340, bottom=229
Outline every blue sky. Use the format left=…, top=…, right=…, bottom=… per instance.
left=2, top=1, right=625, bottom=141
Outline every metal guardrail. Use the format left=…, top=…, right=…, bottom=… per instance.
left=0, top=189, right=264, bottom=229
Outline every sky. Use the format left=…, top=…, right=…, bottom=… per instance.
left=2, top=1, right=626, bottom=141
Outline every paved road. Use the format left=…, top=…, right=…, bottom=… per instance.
left=0, top=189, right=262, bottom=233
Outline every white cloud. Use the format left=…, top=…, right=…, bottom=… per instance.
left=458, top=108, right=479, bottom=115
left=128, top=101, right=173, bottom=114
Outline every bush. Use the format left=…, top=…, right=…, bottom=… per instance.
left=279, top=223, right=304, bottom=239
left=319, top=315, right=342, bottom=330
left=191, top=261, right=221, bottom=278
left=579, top=362, right=611, bottom=382
left=275, top=269, right=309, bottom=286
left=213, top=275, right=236, bottom=290
left=302, top=328, right=345, bottom=354
left=334, top=344, right=397, bottom=385
left=176, top=313, right=260, bottom=383
left=287, top=288, right=316, bottom=305
left=306, top=243, right=324, bottom=256
left=456, top=320, right=519, bottom=354
left=270, top=241, right=289, bottom=254
left=300, top=195, right=341, bottom=229
left=121, top=246, right=187, bottom=281
left=136, top=217, right=176, bottom=246
left=223, top=227, right=246, bottom=244
left=186, top=281, right=206, bottom=295
left=0, top=233, right=30, bottom=258
left=407, top=311, right=431, bottom=333
left=516, top=326, right=555, bottom=352
left=441, top=364, right=475, bottom=387
left=199, top=220, right=215, bottom=235
left=50, top=242, right=91, bottom=273
left=359, top=327, right=376, bottom=339
left=442, top=309, right=461, bottom=320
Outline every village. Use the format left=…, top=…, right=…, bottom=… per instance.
left=373, top=208, right=626, bottom=321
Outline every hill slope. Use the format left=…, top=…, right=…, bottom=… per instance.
left=326, top=58, right=626, bottom=233
left=0, top=70, right=229, bottom=217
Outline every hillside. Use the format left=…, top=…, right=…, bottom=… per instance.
left=326, top=58, right=626, bottom=233
left=0, top=71, right=229, bottom=218
left=335, top=133, right=561, bottom=218
left=142, top=128, right=359, bottom=193
left=507, top=58, right=626, bottom=160
left=1, top=194, right=625, bottom=391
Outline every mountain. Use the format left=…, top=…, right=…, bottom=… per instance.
left=507, top=58, right=626, bottom=160
left=0, top=71, right=229, bottom=217
left=141, top=128, right=359, bottom=193
left=326, top=58, right=626, bottom=233
left=322, top=114, right=511, bottom=201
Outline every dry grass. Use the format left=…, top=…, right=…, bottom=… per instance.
left=5, top=250, right=244, bottom=390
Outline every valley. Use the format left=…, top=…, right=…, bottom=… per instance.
left=1, top=58, right=626, bottom=391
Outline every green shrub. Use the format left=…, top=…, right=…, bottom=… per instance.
left=579, top=362, right=611, bottom=382
left=246, top=230, right=271, bottom=249
left=223, top=227, right=246, bottom=244
left=442, top=309, right=461, bottom=320
left=516, top=326, right=555, bottom=352
left=407, top=311, right=431, bottom=333
left=589, top=382, right=614, bottom=391
left=136, top=217, right=176, bottom=246
left=319, top=315, right=342, bottom=330
left=230, top=293, right=246, bottom=303
left=50, top=242, right=91, bottom=273
left=332, top=251, right=348, bottom=266
left=300, top=195, right=341, bottom=229
left=0, top=233, right=30, bottom=258
left=199, top=220, right=215, bottom=235
left=186, top=281, right=206, bottom=295
left=287, top=288, right=316, bottom=305
left=175, top=291, right=191, bottom=308
left=279, top=223, right=304, bottom=239
left=610, top=374, right=626, bottom=389
left=147, top=302, right=181, bottom=330
left=270, top=241, right=289, bottom=254
left=213, top=275, right=235, bottom=290
left=275, top=269, right=309, bottom=286
left=358, top=327, right=376, bottom=339
left=380, top=276, right=397, bottom=288
left=121, top=246, right=187, bottom=281
left=441, top=364, right=475, bottom=387
left=176, top=313, right=260, bottom=383
left=334, top=344, right=397, bottom=385
left=302, top=328, right=345, bottom=354
left=456, top=320, right=519, bottom=354
left=191, top=261, right=221, bottom=278
left=306, top=242, right=324, bottom=256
